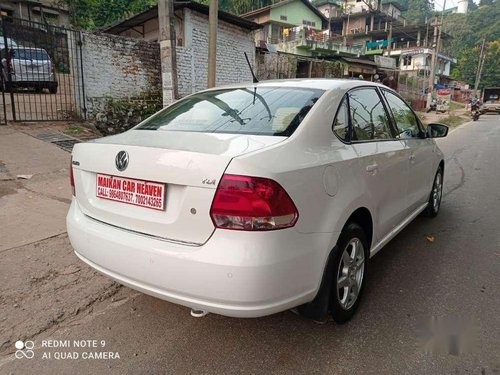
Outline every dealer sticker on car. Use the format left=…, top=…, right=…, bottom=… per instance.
left=96, top=174, right=165, bottom=210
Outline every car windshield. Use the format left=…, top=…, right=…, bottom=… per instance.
left=12, top=49, right=49, bottom=61
left=137, top=87, right=324, bottom=136
left=0, top=38, right=17, bottom=48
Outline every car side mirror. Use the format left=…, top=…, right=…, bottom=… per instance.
left=427, top=123, right=448, bottom=138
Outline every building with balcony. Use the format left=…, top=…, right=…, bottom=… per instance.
left=313, top=0, right=342, bottom=20
left=240, top=0, right=329, bottom=48
left=391, top=48, right=455, bottom=79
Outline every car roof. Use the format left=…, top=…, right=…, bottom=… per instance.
left=206, top=78, right=390, bottom=93
left=10, top=47, right=48, bottom=52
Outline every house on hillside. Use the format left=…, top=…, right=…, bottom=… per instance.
left=240, top=0, right=329, bottom=47
left=313, top=0, right=342, bottom=20
left=242, top=0, right=378, bottom=80
left=103, top=1, right=261, bottom=98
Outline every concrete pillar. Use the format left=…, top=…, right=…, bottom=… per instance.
left=183, top=9, right=196, bottom=94
left=67, top=31, right=85, bottom=119
left=417, top=30, right=421, bottom=47
left=370, top=15, right=374, bottom=31
left=158, top=0, right=178, bottom=107
left=207, top=0, right=218, bottom=88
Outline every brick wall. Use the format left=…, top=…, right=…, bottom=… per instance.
left=175, top=9, right=256, bottom=98
left=81, top=32, right=162, bottom=119
left=256, top=52, right=297, bottom=80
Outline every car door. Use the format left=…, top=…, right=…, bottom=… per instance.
left=381, top=89, right=434, bottom=213
left=346, top=87, right=409, bottom=241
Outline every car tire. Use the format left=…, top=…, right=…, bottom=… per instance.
left=425, top=167, right=443, bottom=218
left=329, top=222, right=368, bottom=324
left=49, top=85, right=58, bottom=94
left=1, top=79, right=11, bottom=93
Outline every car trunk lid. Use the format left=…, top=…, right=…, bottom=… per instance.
left=71, top=130, right=285, bottom=245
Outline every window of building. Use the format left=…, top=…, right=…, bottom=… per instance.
left=280, top=15, right=287, bottom=21
left=402, top=55, right=412, bottom=66
left=302, top=20, right=315, bottom=27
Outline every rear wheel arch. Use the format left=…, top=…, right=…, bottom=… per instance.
left=344, top=207, right=373, bottom=251
left=297, top=206, right=373, bottom=322
left=439, top=160, right=445, bottom=175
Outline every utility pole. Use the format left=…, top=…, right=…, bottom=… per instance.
left=158, top=0, right=178, bottom=106
left=427, top=17, right=439, bottom=107
left=427, top=0, right=446, bottom=108
left=474, top=38, right=487, bottom=92
left=207, top=0, right=218, bottom=88
left=387, top=9, right=393, bottom=53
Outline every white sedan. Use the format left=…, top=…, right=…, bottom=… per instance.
left=67, top=79, right=448, bottom=323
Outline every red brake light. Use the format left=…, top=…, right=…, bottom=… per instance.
left=210, top=174, right=298, bottom=231
left=70, top=158, right=75, bottom=196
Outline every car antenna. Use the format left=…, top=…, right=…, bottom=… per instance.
left=244, top=52, right=259, bottom=83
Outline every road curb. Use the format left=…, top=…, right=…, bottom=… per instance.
left=448, top=120, right=473, bottom=135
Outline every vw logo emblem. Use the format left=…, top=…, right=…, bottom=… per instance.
left=115, top=151, right=129, bottom=171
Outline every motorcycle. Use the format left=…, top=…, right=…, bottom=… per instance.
left=471, top=102, right=481, bottom=121
left=426, top=99, right=437, bottom=113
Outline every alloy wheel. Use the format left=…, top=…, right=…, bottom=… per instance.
left=433, top=171, right=443, bottom=211
left=336, top=238, right=365, bottom=310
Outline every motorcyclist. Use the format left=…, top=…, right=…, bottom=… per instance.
left=427, top=98, right=437, bottom=113
left=471, top=96, right=481, bottom=121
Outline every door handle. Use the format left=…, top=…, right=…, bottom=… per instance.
left=366, top=163, right=378, bottom=173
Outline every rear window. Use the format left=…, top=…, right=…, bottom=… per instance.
left=12, top=49, right=49, bottom=61
left=137, top=87, right=324, bottom=136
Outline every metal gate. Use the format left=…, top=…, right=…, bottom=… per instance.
left=0, top=87, right=6, bottom=124
left=0, top=16, right=86, bottom=122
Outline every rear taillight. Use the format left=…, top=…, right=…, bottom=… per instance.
left=70, top=158, right=75, bottom=196
left=210, top=174, right=298, bottom=231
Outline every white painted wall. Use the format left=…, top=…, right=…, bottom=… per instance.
left=399, top=52, right=451, bottom=76
left=81, top=32, right=161, bottom=118
left=457, top=0, right=468, bottom=14
left=175, top=9, right=256, bottom=98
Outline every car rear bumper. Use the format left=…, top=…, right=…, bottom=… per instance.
left=10, top=80, right=57, bottom=86
left=481, top=106, right=500, bottom=113
left=67, top=200, right=334, bottom=318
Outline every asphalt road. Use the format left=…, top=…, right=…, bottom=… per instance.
left=1, top=115, right=500, bottom=374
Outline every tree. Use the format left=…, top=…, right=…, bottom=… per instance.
left=453, top=40, right=500, bottom=88
left=446, top=2, right=500, bottom=88
left=480, top=40, right=500, bottom=88
left=468, top=0, right=478, bottom=11
left=197, top=0, right=273, bottom=15
left=404, top=0, right=434, bottom=24
left=63, top=0, right=157, bottom=29
left=63, top=0, right=274, bottom=29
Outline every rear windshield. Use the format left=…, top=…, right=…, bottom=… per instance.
left=137, top=87, right=324, bottom=136
left=12, top=49, right=49, bottom=61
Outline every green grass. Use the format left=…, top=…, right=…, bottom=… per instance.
left=449, top=101, right=466, bottom=111
left=438, top=115, right=469, bottom=128
left=65, top=125, right=85, bottom=135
